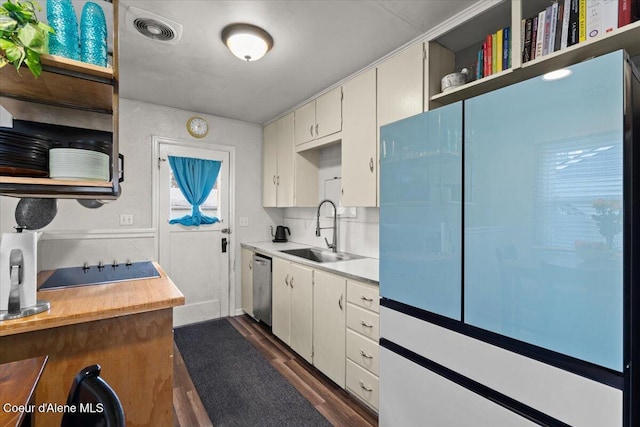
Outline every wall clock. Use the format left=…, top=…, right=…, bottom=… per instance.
left=187, top=116, right=209, bottom=138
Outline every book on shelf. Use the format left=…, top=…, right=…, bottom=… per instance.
left=586, top=0, right=603, bottom=39
left=522, top=0, right=631, bottom=63
left=579, top=0, right=587, bottom=41
left=492, top=32, right=497, bottom=74
left=473, top=25, right=511, bottom=81
left=550, top=2, right=559, bottom=52
left=542, top=4, right=553, bottom=55
left=535, top=10, right=546, bottom=58
left=619, top=0, right=631, bottom=26
left=569, top=0, right=580, bottom=45
left=561, top=0, right=571, bottom=48
left=531, top=15, right=539, bottom=60
left=603, top=0, right=618, bottom=33
left=554, top=1, right=564, bottom=51
left=496, top=28, right=503, bottom=72
left=523, top=18, right=533, bottom=62
left=503, top=26, right=511, bottom=69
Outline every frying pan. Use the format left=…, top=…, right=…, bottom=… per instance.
left=15, top=198, right=58, bottom=230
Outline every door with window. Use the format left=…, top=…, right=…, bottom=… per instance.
left=158, top=143, right=230, bottom=326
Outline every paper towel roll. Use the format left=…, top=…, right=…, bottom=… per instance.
left=0, top=232, right=38, bottom=311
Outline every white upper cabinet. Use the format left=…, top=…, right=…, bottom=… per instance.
left=262, top=120, right=278, bottom=207
left=276, top=114, right=295, bottom=206
left=294, top=86, right=343, bottom=145
left=262, top=113, right=297, bottom=207
left=377, top=42, right=424, bottom=127
left=294, top=101, right=316, bottom=145
left=315, top=86, right=343, bottom=139
left=341, top=68, right=377, bottom=207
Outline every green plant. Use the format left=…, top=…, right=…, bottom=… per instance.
left=0, top=0, right=54, bottom=78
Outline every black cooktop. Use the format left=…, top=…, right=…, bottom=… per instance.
left=40, top=261, right=160, bottom=290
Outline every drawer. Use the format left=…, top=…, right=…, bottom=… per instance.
left=346, top=329, right=379, bottom=376
left=346, top=359, right=379, bottom=410
left=347, top=303, right=379, bottom=341
left=347, top=279, right=379, bottom=313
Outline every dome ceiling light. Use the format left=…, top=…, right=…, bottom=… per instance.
left=221, top=23, right=273, bottom=62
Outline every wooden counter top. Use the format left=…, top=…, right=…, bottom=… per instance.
left=0, top=356, right=47, bottom=427
left=0, top=262, right=184, bottom=337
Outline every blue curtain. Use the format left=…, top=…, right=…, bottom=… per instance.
left=168, top=156, right=222, bottom=226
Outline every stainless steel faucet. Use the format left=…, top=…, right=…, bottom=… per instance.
left=316, top=199, right=337, bottom=253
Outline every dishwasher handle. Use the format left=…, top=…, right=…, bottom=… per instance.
left=254, top=259, right=269, bottom=266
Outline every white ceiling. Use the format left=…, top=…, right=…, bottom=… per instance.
left=116, top=1, right=479, bottom=124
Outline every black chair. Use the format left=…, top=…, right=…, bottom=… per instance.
left=61, top=364, right=125, bottom=427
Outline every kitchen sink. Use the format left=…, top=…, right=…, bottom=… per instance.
left=280, top=248, right=363, bottom=263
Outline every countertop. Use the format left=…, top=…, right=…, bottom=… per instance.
left=0, top=262, right=185, bottom=337
left=241, top=241, right=379, bottom=285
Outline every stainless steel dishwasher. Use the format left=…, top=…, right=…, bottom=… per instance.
left=252, top=253, right=272, bottom=326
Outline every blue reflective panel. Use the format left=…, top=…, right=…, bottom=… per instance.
left=380, top=102, right=462, bottom=320
left=464, top=51, right=624, bottom=371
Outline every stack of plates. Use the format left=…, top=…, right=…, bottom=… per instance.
left=0, top=130, right=52, bottom=177
left=49, top=148, right=109, bottom=181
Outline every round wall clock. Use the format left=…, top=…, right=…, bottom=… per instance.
left=187, top=116, right=209, bottom=138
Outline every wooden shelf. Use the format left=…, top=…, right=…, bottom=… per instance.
left=430, top=19, right=640, bottom=107
left=40, top=54, right=114, bottom=81
left=431, top=68, right=514, bottom=105
left=0, top=176, right=116, bottom=198
left=0, top=54, right=114, bottom=114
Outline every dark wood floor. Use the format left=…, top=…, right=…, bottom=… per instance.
left=173, top=315, right=378, bottom=427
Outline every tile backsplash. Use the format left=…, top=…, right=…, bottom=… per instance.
left=283, top=207, right=379, bottom=259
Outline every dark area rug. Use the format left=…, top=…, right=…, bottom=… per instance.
left=174, top=318, right=331, bottom=427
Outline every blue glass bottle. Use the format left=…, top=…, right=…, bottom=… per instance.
left=47, top=0, right=79, bottom=60
left=80, top=2, right=108, bottom=67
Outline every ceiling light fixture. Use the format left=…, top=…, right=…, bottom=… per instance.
left=221, top=23, right=273, bottom=62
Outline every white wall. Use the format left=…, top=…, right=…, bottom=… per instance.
left=0, top=98, right=283, bottom=313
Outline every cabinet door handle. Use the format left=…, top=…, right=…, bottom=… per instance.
left=249, top=260, right=252, bottom=269
left=315, top=123, right=319, bottom=136
left=277, top=176, right=280, bottom=185
left=273, top=175, right=276, bottom=184
left=359, top=381, right=373, bottom=392
left=310, top=125, right=314, bottom=137
left=360, top=349, right=373, bottom=359
left=338, top=294, right=343, bottom=311
left=369, top=157, right=374, bottom=172
left=360, top=295, right=373, bottom=302
left=285, top=274, right=289, bottom=286
left=360, top=320, right=373, bottom=328
left=290, top=276, right=294, bottom=288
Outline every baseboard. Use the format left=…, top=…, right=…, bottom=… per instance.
left=173, top=300, right=221, bottom=327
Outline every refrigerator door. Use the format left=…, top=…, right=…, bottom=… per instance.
left=380, top=102, right=463, bottom=320
left=464, top=50, right=625, bottom=371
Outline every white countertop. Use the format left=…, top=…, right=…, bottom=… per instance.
left=241, top=241, right=379, bottom=285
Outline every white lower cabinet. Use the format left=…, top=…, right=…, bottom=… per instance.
left=270, top=256, right=380, bottom=411
left=346, top=359, right=379, bottom=410
left=272, top=258, right=313, bottom=363
left=345, top=279, right=380, bottom=411
left=313, top=270, right=346, bottom=388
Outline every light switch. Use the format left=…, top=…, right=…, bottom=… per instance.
left=239, top=217, right=249, bottom=227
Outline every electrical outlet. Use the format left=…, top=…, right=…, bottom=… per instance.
left=239, top=217, right=249, bottom=227
left=119, top=214, right=134, bottom=226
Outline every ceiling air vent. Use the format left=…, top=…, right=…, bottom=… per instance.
left=125, top=6, right=183, bottom=45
